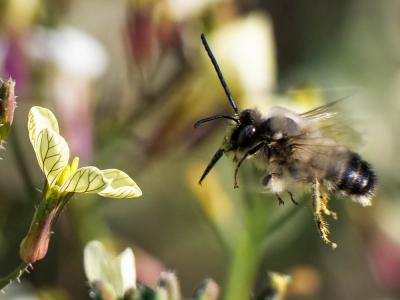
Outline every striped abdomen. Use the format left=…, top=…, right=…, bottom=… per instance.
left=329, top=152, right=376, bottom=205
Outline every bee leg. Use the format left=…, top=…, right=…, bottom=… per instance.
left=233, top=142, right=265, bottom=188
left=275, top=193, right=285, bottom=205
left=287, top=191, right=298, bottom=205
left=320, top=192, right=338, bottom=220
left=312, top=178, right=337, bottom=249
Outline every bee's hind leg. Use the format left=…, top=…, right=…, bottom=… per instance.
left=320, top=191, right=338, bottom=220
left=312, top=178, right=337, bottom=249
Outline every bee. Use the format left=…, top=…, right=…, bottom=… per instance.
left=195, top=33, right=376, bottom=249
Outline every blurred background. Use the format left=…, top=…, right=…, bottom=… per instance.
left=0, top=0, right=399, bottom=299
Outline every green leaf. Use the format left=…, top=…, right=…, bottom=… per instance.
left=28, top=106, right=60, bottom=146
left=34, top=128, right=70, bottom=186
left=98, top=169, right=142, bottom=198
left=61, top=166, right=107, bottom=193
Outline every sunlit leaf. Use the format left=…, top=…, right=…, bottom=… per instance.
left=28, top=106, right=60, bottom=147
left=61, top=166, right=107, bottom=193
left=34, top=128, right=69, bottom=186
left=98, top=169, right=142, bottom=198
left=27, top=106, right=142, bottom=200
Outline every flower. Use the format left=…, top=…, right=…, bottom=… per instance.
left=255, top=272, right=291, bottom=300
left=84, top=240, right=220, bottom=300
left=192, top=279, right=219, bottom=300
left=84, top=240, right=136, bottom=300
left=20, top=106, right=142, bottom=263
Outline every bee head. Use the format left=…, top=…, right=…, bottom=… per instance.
left=229, top=109, right=262, bottom=149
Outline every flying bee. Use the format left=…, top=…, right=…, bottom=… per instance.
left=195, top=33, right=376, bottom=249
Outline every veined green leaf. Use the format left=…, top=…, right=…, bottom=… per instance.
left=98, top=169, right=142, bottom=198
left=28, top=106, right=60, bottom=147
left=35, top=128, right=70, bottom=186
left=61, top=166, right=107, bottom=193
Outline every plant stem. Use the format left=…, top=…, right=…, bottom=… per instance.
left=0, top=261, right=29, bottom=290
left=223, top=231, right=261, bottom=300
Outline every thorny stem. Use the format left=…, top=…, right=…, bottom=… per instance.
left=0, top=261, right=29, bottom=290
left=0, top=192, right=73, bottom=291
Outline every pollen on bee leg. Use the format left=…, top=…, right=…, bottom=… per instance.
left=312, top=178, right=338, bottom=250
left=320, top=192, right=338, bottom=220
left=316, top=218, right=337, bottom=250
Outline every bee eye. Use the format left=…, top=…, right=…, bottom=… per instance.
left=237, top=125, right=256, bottom=148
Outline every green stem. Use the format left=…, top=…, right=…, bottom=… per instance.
left=223, top=231, right=261, bottom=300
left=0, top=261, right=29, bottom=290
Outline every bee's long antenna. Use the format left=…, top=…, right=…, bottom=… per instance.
left=199, top=148, right=225, bottom=185
left=194, top=114, right=239, bottom=128
left=201, top=33, right=239, bottom=115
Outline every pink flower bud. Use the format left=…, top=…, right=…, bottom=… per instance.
left=127, top=6, right=157, bottom=63
left=19, top=205, right=60, bottom=264
left=0, top=78, right=16, bottom=140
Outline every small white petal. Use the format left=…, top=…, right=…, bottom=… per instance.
left=117, top=248, right=136, bottom=292
left=84, top=241, right=136, bottom=297
left=84, top=241, right=111, bottom=284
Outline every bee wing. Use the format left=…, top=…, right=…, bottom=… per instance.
left=289, top=137, right=349, bottom=182
left=290, top=137, right=343, bottom=159
left=300, top=99, right=362, bottom=148
left=299, top=99, right=342, bottom=121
